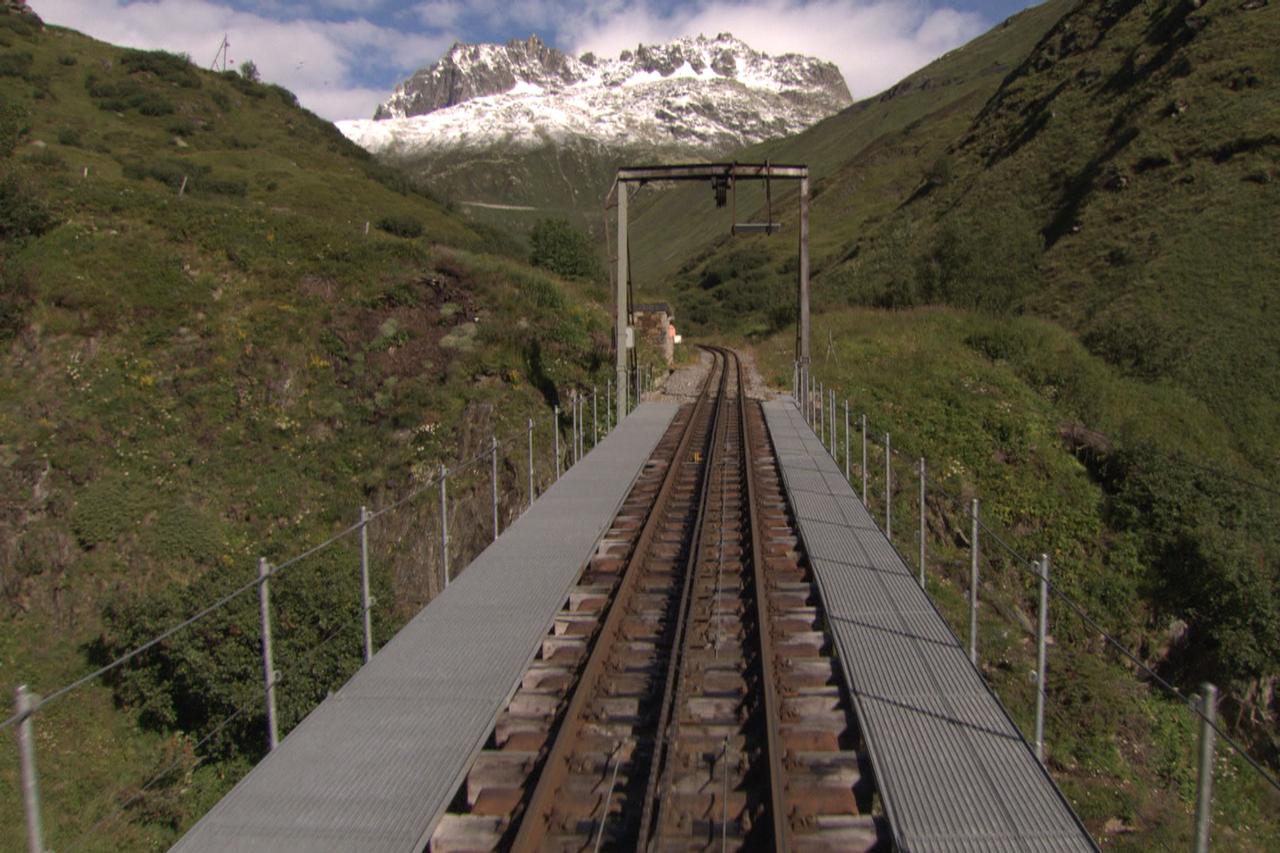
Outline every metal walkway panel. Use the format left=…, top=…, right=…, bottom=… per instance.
left=762, top=398, right=1095, bottom=853
left=172, top=402, right=681, bottom=853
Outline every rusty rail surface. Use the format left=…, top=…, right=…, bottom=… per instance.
left=431, top=347, right=889, bottom=852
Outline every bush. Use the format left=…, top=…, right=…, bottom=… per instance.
left=0, top=51, right=33, bottom=78
left=23, top=147, right=64, bottom=170
left=86, top=76, right=175, bottom=116
left=56, top=127, right=82, bottom=147
left=915, top=203, right=1042, bottom=313
left=120, top=157, right=211, bottom=190
left=269, top=84, right=298, bottom=107
left=120, top=49, right=201, bottom=88
left=238, top=60, right=260, bottom=83
left=57, top=55, right=77, bottom=67
left=0, top=99, right=27, bottom=156
left=70, top=474, right=154, bottom=547
left=0, top=260, right=34, bottom=339
left=376, top=215, right=423, bottom=239
left=529, top=218, right=601, bottom=279
left=0, top=173, right=55, bottom=240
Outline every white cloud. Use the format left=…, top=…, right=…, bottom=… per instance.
left=562, top=0, right=987, bottom=99
left=30, top=0, right=454, bottom=120
left=29, top=0, right=990, bottom=118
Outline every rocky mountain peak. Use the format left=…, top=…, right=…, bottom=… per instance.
left=345, top=34, right=851, bottom=157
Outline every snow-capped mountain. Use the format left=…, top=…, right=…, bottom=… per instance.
left=338, top=34, right=851, bottom=155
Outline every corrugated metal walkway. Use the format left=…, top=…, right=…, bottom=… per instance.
left=172, top=402, right=680, bottom=853
left=762, top=397, right=1095, bottom=852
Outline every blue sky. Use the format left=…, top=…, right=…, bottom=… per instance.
left=32, top=0, right=1040, bottom=121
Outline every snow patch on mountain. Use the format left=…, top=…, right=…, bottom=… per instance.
left=337, top=33, right=851, bottom=157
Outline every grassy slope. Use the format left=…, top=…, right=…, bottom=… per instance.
left=626, top=0, right=1075, bottom=301
left=0, top=13, right=612, bottom=850
left=750, top=308, right=1280, bottom=849
left=824, top=0, right=1280, bottom=465
left=655, top=0, right=1280, bottom=843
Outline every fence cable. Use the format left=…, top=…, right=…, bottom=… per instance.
left=2, top=395, right=596, bottom=732
left=63, top=607, right=367, bottom=851
left=826, top=395, right=1280, bottom=794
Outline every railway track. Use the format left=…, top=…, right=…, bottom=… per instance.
left=432, top=348, right=888, bottom=852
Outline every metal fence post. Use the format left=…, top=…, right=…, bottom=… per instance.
left=844, top=400, right=850, bottom=481
left=257, top=557, right=279, bottom=751
left=918, top=459, right=926, bottom=589
left=553, top=405, right=560, bottom=478
left=829, top=389, right=836, bottom=457
left=969, top=499, right=980, bottom=666
left=861, top=414, right=868, bottom=503
left=491, top=434, right=499, bottom=542
left=527, top=417, right=534, bottom=509
left=359, top=506, right=372, bottom=664
left=15, top=685, right=44, bottom=853
left=1195, top=683, right=1218, bottom=853
left=1034, top=553, right=1050, bottom=761
left=440, top=465, right=449, bottom=589
left=818, top=382, right=824, bottom=445
left=572, top=393, right=579, bottom=465
left=884, top=433, right=892, bottom=539
left=606, top=380, right=612, bottom=432
left=593, top=386, right=598, bottom=446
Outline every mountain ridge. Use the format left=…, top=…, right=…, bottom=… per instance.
left=339, top=33, right=851, bottom=156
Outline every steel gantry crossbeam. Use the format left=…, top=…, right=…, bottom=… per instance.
left=607, top=162, right=811, bottom=423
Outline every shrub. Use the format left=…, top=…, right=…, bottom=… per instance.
left=915, top=203, right=1042, bottom=313
left=57, top=55, right=77, bottom=67
left=0, top=173, right=55, bottom=240
left=0, top=260, right=34, bottom=339
left=376, top=215, right=423, bottom=239
left=0, top=51, right=33, bottom=78
left=70, top=474, right=154, bottom=547
left=238, top=60, right=260, bottom=83
left=529, top=217, right=601, bottom=279
left=56, top=127, right=82, bottom=147
left=120, top=49, right=201, bottom=88
left=0, top=99, right=27, bottom=156
left=201, top=177, right=247, bottom=197
left=269, top=84, right=298, bottom=107
left=120, top=157, right=211, bottom=190
left=23, top=147, right=64, bottom=170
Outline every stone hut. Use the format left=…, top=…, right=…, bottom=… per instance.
left=633, top=302, right=676, bottom=366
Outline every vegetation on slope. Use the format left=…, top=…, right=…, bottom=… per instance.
left=0, top=11, right=611, bottom=848
left=754, top=308, right=1280, bottom=848
left=645, top=0, right=1280, bottom=843
left=669, top=0, right=1279, bottom=704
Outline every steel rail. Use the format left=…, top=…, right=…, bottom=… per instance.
left=509, top=349, right=723, bottom=852
left=639, top=346, right=735, bottom=850
left=739, top=350, right=792, bottom=851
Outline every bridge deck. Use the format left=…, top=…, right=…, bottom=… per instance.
left=762, top=397, right=1095, bottom=852
left=172, top=402, right=680, bottom=853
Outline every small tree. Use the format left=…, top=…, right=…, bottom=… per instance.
left=530, top=218, right=600, bottom=280
left=239, top=60, right=260, bottom=83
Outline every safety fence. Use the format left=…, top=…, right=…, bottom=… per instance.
left=5, top=370, right=661, bottom=853
left=793, top=369, right=1279, bottom=851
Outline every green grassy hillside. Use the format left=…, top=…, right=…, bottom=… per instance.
left=751, top=309, right=1279, bottom=848
left=0, top=10, right=613, bottom=849
left=667, top=0, right=1280, bottom=840
left=625, top=0, right=1076, bottom=301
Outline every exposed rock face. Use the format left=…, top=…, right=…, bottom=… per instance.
left=343, top=33, right=852, bottom=156
left=2, top=0, right=40, bottom=19
left=372, top=36, right=581, bottom=119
